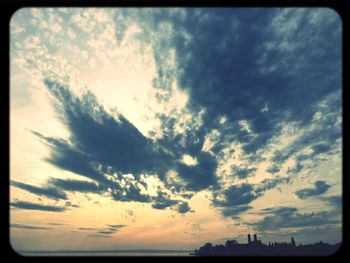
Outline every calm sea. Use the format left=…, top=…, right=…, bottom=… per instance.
left=17, top=250, right=194, bottom=257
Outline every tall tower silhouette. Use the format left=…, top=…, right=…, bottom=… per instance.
left=291, top=237, right=296, bottom=247
left=254, top=234, right=257, bottom=242
left=248, top=234, right=251, bottom=244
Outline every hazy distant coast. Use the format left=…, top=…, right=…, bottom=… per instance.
left=17, top=249, right=193, bottom=256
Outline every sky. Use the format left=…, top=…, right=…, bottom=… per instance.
left=10, top=8, right=342, bottom=252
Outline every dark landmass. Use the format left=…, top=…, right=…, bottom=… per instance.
left=192, top=234, right=341, bottom=256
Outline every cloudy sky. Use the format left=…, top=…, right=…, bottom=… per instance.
left=10, top=8, right=342, bottom=252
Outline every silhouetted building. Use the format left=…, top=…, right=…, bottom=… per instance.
left=226, top=240, right=238, bottom=248
left=248, top=233, right=262, bottom=245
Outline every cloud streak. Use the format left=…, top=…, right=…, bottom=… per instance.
left=11, top=224, right=52, bottom=230
left=48, top=178, right=101, bottom=193
left=11, top=201, right=66, bottom=212
left=11, top=180, right=67, bottom=200
left=79, top=224, right=126, bottom=236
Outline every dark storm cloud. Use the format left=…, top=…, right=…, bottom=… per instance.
left=10, top=201, right=66, bottom=212
left=295, top=180, right=331, bottom=199
left=32, top=131, right=110, bottom=186
left=251, top=206, right=340, bottom=231
left=168, top=10, right=275, bottom=145
left=312, top=144, right=332, bottom=155
left=42, top=79, right=176, bottom=177
left=11, top=180, right=67, bottom=200
left=29, top=79, right=200, bottom=213
left=11, top=224, right=52, bottom=230
left=143, top=8, right=341, bottom=166
left=48, top=178, right=101, bottom=193
left=175, top=152, right=218, bottom=190
left=150, top=115, right=217, bottom=192
left=24, top=8, right=341, bottom=216
left=151, top=191, right=179, bottom=210
left=212, top=177, right=290, bottom=217
left=152, top=113, right=207, bottom=158
left=110, top=181, right=151, bottom=203
left=213, top=184, right=257, bottom=207
left=116, top=11, right=342, bottom=231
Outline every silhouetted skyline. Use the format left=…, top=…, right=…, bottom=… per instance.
left=193, top=234, right=341, bottom=256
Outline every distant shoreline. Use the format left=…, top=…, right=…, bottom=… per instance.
left=16, top=249, right=193, bottom=255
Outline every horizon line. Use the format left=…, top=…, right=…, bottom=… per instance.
left=17, top=249, right=194, bottom=253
